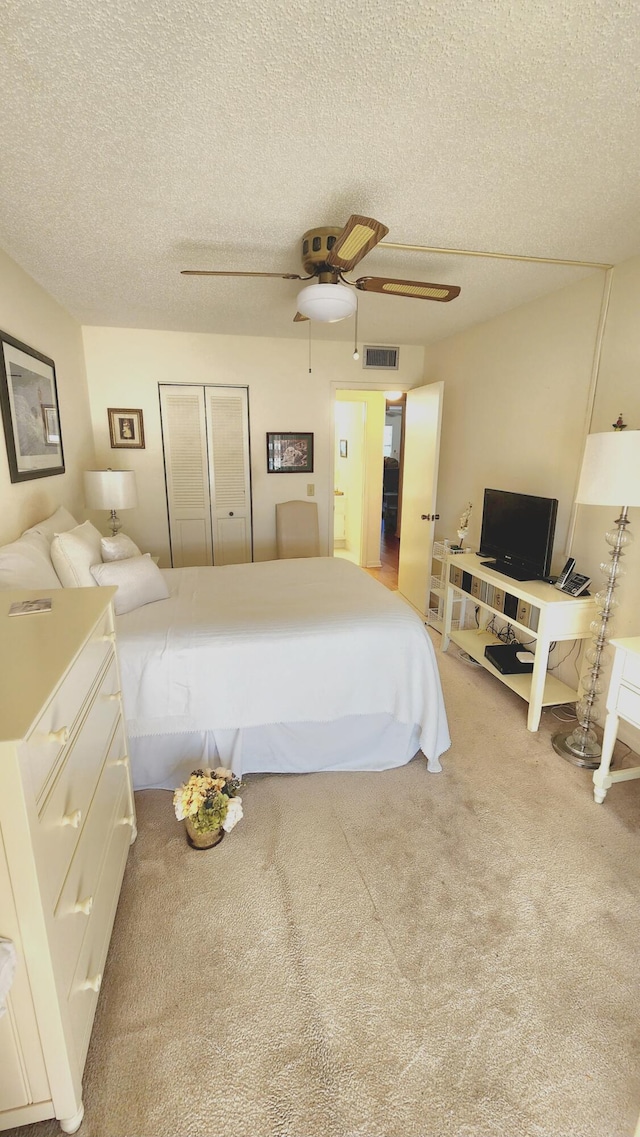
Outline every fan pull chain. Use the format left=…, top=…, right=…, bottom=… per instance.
left=308, top=321, right=312, bottom=373
left=353, top=298, right=359, bottom=360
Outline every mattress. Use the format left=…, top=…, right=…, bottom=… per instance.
left=115, top=556, right=450, bottom=784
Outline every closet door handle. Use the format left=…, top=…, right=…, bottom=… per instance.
left=228, top=511, right=234, bottom=516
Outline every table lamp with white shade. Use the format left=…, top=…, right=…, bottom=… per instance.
left=84, top=469, right=138, bottom=537
left=552, top=430, right=640, bottom=767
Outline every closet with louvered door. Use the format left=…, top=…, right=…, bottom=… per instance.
left=159, top=385, right=252, bottom=567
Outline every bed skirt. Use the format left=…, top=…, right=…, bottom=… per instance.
left=127, top=713, right=436, bottom=791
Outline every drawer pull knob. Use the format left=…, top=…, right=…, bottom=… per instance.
left=109, top=755, right=128, bottom=767
left=73, top=896, right=94, bottom=916
left=106, top=691, right=122, bottom=702
left=61, top=809, right=82, bottom=829
left=80, top=973, right=102, bottom=993
left=100, top=632, right=116, bottom=643
left=118, top=813, right=135, bottom=828
left=47, top=726, right=70, bottom=744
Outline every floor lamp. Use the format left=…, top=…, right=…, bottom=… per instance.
left=552, top=430, right=640, bottom=768
left=84, top=469, right=138, bottom=537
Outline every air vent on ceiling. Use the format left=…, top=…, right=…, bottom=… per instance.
left=362, top=345, right=399, bottom=370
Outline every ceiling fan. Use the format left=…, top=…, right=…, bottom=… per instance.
left=181, top=214, right=461, bottom=323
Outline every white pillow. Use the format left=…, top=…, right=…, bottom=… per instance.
left=22, top=506, right=79, bottom=545
left=51, top=521, right=103, bottom=588
left=0, top=534, right=62, bottom=590
left=100, top=534, right=141, bottom=562
left=90, top=555, right=169, bottom=615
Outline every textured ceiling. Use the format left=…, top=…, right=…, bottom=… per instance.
left=1, top=0, right=639, bottom=345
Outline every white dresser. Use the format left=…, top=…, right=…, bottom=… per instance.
left=0, top=587, right=136, bottom=1133
left=593, top=636, right=640, bottom=804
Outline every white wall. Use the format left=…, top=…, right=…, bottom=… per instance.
left=0, top=250, right=94, bottom=544
left=424, top=258, right=640, bottom=750
left=570, top=257, right=640, bottom=644
left=335, top=390, right=386, bottom=568
left=423, top=270, right=605, bottom=568
left=334, top=400, right=365, bottom=558
left=81, top=327, right=424, bottom=563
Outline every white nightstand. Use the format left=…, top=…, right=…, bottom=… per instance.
left=593, top=636, right=640, bottom=803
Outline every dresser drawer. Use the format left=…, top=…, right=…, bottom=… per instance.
left=49, top=724, right=130, bottom=995
left=621, top=649, right=640, bottom=693
left=65, top=779, right=133, bottom=1068
left=32, top=657, right=122, bottom=904
left=617, top=683, right=640, bottom=729
left=20, top=610, right=115, bottom=803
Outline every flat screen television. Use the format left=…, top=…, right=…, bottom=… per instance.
left=479, top=488, right=558, bottom=581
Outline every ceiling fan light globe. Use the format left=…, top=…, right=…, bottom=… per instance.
left=296, top=282, right=357, bottom=323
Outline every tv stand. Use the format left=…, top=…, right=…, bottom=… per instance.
left=442, top=553, right=596, bottom=731
left=480, top=560, right=538, bottom=582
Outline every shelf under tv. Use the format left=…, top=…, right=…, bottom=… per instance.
left=440, top=553, right=596, bottom=732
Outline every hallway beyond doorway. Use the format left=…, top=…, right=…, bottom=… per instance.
left=363, top=528, right=399, bottom=591
left=334, top=527, right=399, bottom=591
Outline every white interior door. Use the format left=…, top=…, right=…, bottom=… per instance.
left=161, top=384, right=252, bottom=567
left=160, top=385, right=213, bottom=567
left=206, top=387, right=252, bottom=565
left=397, top=382, right=444, bottom=616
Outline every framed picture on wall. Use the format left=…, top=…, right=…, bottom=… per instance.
left=0, top=330, right=65, bottom=482
left=108, top=407, right=145, bottom=449
left=266, top=432, right=314, bottom=473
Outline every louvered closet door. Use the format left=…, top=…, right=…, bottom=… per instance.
left=160, top=384, right=252, bottom=567
left=206, top=387, right=252, bottom=565
left=160, top=386, right=214, bottom=567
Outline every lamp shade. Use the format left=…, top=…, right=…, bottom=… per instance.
left=576, top=431, right=640, bottom=507
left=84, top=469, right=138, bottom=511
left=296, top=282, right=357, bottom=323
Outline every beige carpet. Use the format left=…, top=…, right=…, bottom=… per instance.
left=14, top=641, right=640, bottom=1137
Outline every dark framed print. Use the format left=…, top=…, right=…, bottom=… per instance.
left=0, top=331, right=65, bottom=482
left=339, top=439, right=348, bottom=458
left=108, top=407, right=145, bottom=449
left=266, top=431, right=314, bottom=473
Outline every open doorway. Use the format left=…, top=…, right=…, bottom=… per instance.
left=333, top=382, right=443, bottom=612
left=332, top=389, right=403, bottom=591
left=380, top=393, right=405, bottom=587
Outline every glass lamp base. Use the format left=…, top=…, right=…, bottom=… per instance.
left=552, top=729, right=602, bottom=769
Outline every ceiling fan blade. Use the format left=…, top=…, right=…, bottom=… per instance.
left=326, top=215, right=389, bottom=272
left=181, top=270, right=303, bottom=279
left=293, top=312, right=309, bottom=322
left=355, top=277, right=461, bottom=302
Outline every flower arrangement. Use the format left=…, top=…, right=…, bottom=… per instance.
left=173, top=768, right=243, bottom=836
left=457, top=501, right=473, bottom=546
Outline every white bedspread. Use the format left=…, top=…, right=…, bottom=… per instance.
left=115, top=557, right=450, bottom=771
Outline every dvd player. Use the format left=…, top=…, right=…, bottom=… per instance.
left=484, top=643, right=534, bottom=674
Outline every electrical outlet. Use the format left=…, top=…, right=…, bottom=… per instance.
left=307, top=484, right=315, bottom=497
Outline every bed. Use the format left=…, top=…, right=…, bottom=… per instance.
left=0, top=509, right=450, bottom=790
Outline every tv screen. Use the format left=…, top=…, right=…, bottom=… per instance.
left=479, top=488, right=558, bottom=581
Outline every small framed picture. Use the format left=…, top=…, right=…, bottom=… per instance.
left=339, top=439, right=348, bottom=458
left=266, top=431, right=314, bottom=473
left=108, top=408, right=145, bottom=449
left=0, top=330, right=64, bottom=482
